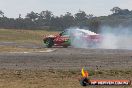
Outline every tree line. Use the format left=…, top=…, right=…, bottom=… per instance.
left=0, top=7, right=132, bottom=32
left=0, top=10, right=100, bottom=32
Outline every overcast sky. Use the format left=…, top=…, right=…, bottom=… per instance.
left=0, top=0, right=132, bottom=18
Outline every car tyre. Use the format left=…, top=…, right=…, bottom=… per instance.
left=45, top=38, right=54, bottom=48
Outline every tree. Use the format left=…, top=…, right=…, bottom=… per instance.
left=39, top=10, right=52, bottom=20
left=110, top=7, right=121, bottom=14
left=39, top=10, right=53, bottom=26
left=88, top=18, right=101, bottom=33
left=75, top=10, right=89, bottom=27
left=87, top=14, right=94, bottom=19
left=26, top=11, right=39, bottom=22
left=59, top=12, right=75, bottom=29
left=50, top=16, right=62, bottom=30
left=0, top=10, right=4, bottom=17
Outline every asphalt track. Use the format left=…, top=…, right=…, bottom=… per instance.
left=0, top=48, right=132, bottom=70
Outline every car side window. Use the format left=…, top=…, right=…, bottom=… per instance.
left=61, top=31, right=69, bottom=37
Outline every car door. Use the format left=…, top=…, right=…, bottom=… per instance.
left=54, top=31, right=70, bottom=44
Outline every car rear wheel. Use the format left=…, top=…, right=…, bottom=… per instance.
left=45, top=38, right=54, bottom=48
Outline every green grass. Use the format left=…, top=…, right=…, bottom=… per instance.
left=0, top=29, right=59, bottom=44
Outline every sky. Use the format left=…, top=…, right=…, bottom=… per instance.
left=0, top=0, right=132, bottom=18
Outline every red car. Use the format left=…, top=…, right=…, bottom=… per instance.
left=43, top=29, right=101, bottom=48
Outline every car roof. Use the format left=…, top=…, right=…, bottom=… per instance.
left=75, top=28, right=98, bottom=35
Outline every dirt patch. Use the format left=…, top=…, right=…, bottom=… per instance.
left=0, top=42, right=43, bottom=49
left=0, top=41, right=51, bottom=52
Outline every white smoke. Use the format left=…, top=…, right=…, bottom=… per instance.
left=100, top=26, right=132, bottom=49
left=66, top=27, right=98, bottom=48
left=66, top=26, right=132, bottom=49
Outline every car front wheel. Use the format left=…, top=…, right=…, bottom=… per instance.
left=44, top=38, right=54, bottom=48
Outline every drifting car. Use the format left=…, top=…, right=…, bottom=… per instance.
left=43, top=29, right=101, bottom=48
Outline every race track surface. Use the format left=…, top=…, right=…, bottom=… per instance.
left=0, top=48, right=132, bottom=70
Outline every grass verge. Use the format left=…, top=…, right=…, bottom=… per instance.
left=0, top=69, right=131, bottom=88
left=0, top=29, right=58, bottom=44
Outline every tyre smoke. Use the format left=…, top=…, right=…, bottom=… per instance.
left=100, top=26, right=132, bottom=49
left=66, top=26, right=132, bottom=49
left=66, top=28, right=99, bottom=48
